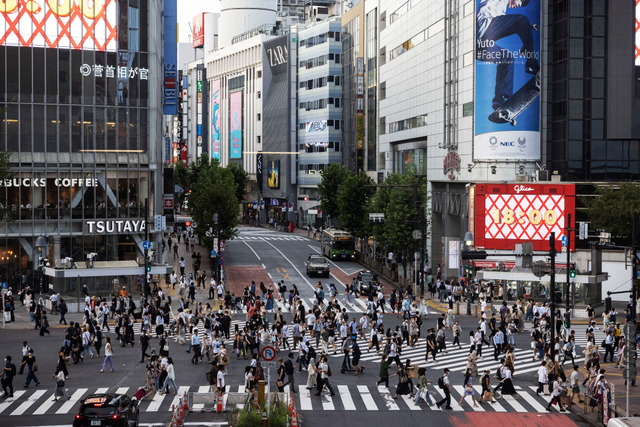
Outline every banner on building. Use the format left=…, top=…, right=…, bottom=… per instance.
left=474, top=0, right=541, bottom=161
left=211, top=79, right=221, bottom=160
left=163, top=0, right=178, bottom=115
left=193, top=13, right=205, bottom=48
left=268, top=160, right=280, bottom=189
left=473, top=183, right=575, bottom=251
left=256, top=154, right=263, bottom=192
left=229, top=91, right=242, bottom=159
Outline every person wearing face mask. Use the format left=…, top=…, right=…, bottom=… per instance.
left=1, top=356, right=16, bottom=397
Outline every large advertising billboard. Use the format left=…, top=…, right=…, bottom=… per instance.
left=229, top=91, right=242, bottom=159
left=473, top=183, right=575, bottom=252
left=0, top=0, right=118, bottom=51
left=636, top=0, right=640, bottom=65
left=474, top=0, right=541, bottom=161
left=163, top=0, right=178, bottom=115
left=193, top=13, right=205, bottom=48
left=211, top=79, right=221, bottom=161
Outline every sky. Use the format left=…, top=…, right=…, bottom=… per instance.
left=177, top=0, right=220, bottom=43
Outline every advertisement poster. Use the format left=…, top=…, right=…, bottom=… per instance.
left=211, top=79, right=221, bottom=160
left=0, top=0, right=118, bottom=51
left=229, top=91, right=242, bottom=159
left=473, top=183, right=575, bottom=251
left=474, top=0, right=541, bottom=160
left=192, top=13, right=205, bottom=48
left=268, top=160, right=280, bottom=189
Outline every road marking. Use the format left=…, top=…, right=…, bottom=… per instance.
left=433, top=387, right=464, bottom=411
left=115, top=387, right=129, bottom=395
left=0, top=390, right=26, bottom=414
left=10, top=389, right=45, bottom=416
left=32, top=393, right=59, bottom=416
left=320, top=391, right=335, bottom=410
left=191, top=386, right=210, bottom=411
left=243, top=241, right=261, bottom=261
left=352, top=298, right=369, bottom=311
left=516, top=387, right=548, bottom=412
left=298, top=385, right=313, bottom=410
left=400, top=393, right=421, bottom=410
left=337, top=385, right=356, bottom=410
left=473, top=386, right=506, bottom=411
left=376, top=385, right=399, bottom=410
left=501, top=394, right=527, bottom=412
left=261, top=238, right=315, bottom=291
left=56, top=388, right=88, bottom=414
left=145, top=388, right=167, bottom=412
left=356, top=385, right=378, bottom=410
left=169, top=386, right=191, bottom=411
left=452, top=386, right=484, bottom=411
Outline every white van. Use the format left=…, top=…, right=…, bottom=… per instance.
left=608, top=418, right=640, bottom=427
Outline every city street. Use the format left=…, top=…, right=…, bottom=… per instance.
left=0, top=227, right=597, bottom=427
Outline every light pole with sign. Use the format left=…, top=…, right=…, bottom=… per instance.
left=261, top=345, right=276, bottom=416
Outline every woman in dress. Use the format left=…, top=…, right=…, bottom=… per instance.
left=418, top=297, right=429, bottom=319
left=56, top=347, right=70, bottom=378
left=265, top=290, right=274, bottom=312
left=498, top=363, right=518, bottom=397
left=505, top=346, right=516, bottom=375
left=458, top=368, right=479, bottom=408
left=145, top=364, right=156, bottom=400
left=53, top=369, right=70, bottom=401
left=159, top=333, right=169, bottom=358
left=177, top=318, right=186, bottom=345
left=306, top=357, right=317, bottom=389
left=391, top=363, right=412, bottom=399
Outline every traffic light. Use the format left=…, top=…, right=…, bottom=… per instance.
left=570, top=265, right=576, bottom=278
left=145, top=257, right=151, bottom=273
left=461, top=250, right=487, bottom=260
left=303, top=197, right=309, bottom=201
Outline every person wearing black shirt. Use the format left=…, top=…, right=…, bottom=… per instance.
left=138, top=331, right=151, bottom=363
left=276, top=358, right=286, bottom=392
left=20, top=350, right=39, bottom=387
left=1, top=355, right=15, bottom=397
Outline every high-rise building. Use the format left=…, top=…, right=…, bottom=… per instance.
left=0, top=0, right=168, bottom=293
left=296, top=18, right=344, bottom=227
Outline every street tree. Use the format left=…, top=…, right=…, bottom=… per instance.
left=226, top=162, right=250, bottom=203
left=173, top=160, right=189, bottom=207
left=588, top=181, right=640, bottom=243
left=317, top=163, right=348, bottom=226
left=337, top=171, right=374, bottom=239
left=189, top=160, right=240, bottom=244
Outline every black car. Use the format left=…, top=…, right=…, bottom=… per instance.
left=357, top=271, right=379, bottom=295
left=73, top=394, right=139, bottom=427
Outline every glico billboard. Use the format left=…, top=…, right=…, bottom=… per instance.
left=473, top=183, right=575, bottom=252
left=0, top=0, right=118, bottom=51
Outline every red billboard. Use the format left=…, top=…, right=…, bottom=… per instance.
left=474, top=183, right=575, bottom=251
left=192, top=13, right=205, bottom=48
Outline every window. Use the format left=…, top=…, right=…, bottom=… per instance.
left=334, top=76, right=340, bottom=86
left=327, top=120, right=334, bottom=126
left=334, top=120, right=340, bottom=130
left=257, top=91, right=261, bottom=99
left=328, top=75, right=334, bottom=82
left=380, top=82, right=386, bottom=100
left=329, top=53, right=334, bottom=60
left=334, top=32, right=340, bottom=41
left=257, top=113, right=261, bottom=121
left=300, top=60, right=307, bottom=68
left=334, top=142, right=340, bottom=152
left=299, top=123, right=305, bottom=129
left=257, top=136, right=261, bottom=144
left=335, top=54, right=340, bottom=64
left=335, top=98, right=340, bottom=108
left=257, top=70, right=262, bottom=78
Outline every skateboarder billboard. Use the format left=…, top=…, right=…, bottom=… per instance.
left=474, top=0, right=541, bottom=161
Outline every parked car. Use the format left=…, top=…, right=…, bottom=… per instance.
left=357, top=271, right=379, bottom=295
left=73, top=394, right=139, bottom=427
left=305, top=254, right=331, bottom=277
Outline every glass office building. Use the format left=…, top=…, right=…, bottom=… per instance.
left=0, top=0, right=165, bottom=291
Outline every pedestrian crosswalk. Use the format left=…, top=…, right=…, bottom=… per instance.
left=0, top=383, right=579, bottom=416
left=234, top=236, right=308, bottom=241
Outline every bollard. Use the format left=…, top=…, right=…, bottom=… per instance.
left=183, top=392, right=189, bottom=411
left=254, top=391, right=259, bottom=409
left=291, top=409, right=298, bottom=427
left=467, top=299, right=471, bottom=315
left=455, top=302, right=460, bottom=315
left=258, top=380, right=266, bottom=404
left=262, top=407, right=268, bottom=426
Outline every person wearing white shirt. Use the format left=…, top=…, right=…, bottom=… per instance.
left=217, top=365, right=226, bottom=393
left=546, top=376, right=567, bottom=411
left=217, top=283, right=225, bottom=300
left=170, top=273, right=177, bottom=290
left=160, top=358, right=177, bottom=395
left=82, top=329, right=94, bottom=359
left=191, top=329, right=201, bottom=364
left=305, top=312, right=316, bottom=330
left=474, top=329, right=484, bottom=358
left=536, top=361, right=548, bottom=395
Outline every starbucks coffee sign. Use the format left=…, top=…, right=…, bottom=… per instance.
left=84, top=219, right=146, bottom=235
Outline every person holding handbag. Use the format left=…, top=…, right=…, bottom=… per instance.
left=55, top=347, right=69, bottom=378
left=458, top=368, right=479, bottom=408
left=53, top=370, right=70, bottom=401
left=21, top=349, right=39, bottom=388
left=276, top=358, right=286, bottom=392
left=414, top=367, right=435, bottom=406
left=477, top=369, right=496, bottom=403
left=390, top=363, right=411, bottom=399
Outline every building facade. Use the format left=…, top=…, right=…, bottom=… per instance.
left=0, top=0, right=167, bottom=292
left=297, top=18, right=343, bottom=226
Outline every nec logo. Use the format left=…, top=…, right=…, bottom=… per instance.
left=500, top=141, right=515, bottom=146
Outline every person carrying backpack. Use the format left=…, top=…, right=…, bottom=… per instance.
left=435, top=368, right=452, bottom=409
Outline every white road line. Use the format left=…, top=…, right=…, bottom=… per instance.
left=400, top=393, right=421, bottom=410
left=352, top=299, right=369, bottom=311
left=356, top=385, right=378, bottom=410
left=31, top=393, right=57, bottom=416
left=298, top=385, right=313, bottom=410
left=168, top=386, right=191, bottom=412
left=433, top=387, right=463, bottom=411
left=145, top=389, right=167, bottom=412
left=95, top=388, right=110, bottom=394
left=262, top=238, right=315, bottom=291
left=501, top=394, right=527, bottom=412
left=56, top=388, right=88, bottom=414
left=515, top=388, right=548, bottom=412
left=115, top=387, right=129, bottom=395
left=243, top=241, right=261, bottom=260
left=10, top=390, right=45, bottom=416
left=376, top=385, right=400, bottom=410
left=237, top=385, right=246, bottom=409
left=473, top=386, right=506, bottom=411
left=337, top=385, right=356, bottom=410
left=191, top=386, right=210, bottom=411
left=452, top=386, right=484, bottom=411
left=0, top=390, right=26, bottom=414
left=320, top=392, right=335, bottom=410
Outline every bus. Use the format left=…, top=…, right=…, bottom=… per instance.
left=321, top=228, right=356, bottom=260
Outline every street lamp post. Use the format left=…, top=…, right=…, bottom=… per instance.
left=213, top=212, right=221, bottom=285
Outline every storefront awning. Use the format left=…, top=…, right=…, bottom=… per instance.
left=42, top=261, right=172, bottom=278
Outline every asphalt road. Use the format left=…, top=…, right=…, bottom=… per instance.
left=0, top=227, right=594, bottom=427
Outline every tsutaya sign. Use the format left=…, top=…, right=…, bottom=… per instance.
left=85, top=220, right=147, bottom=235
left=0, top=178, right=98, bottom=188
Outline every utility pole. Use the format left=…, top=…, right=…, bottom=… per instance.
left=633, top=212, right=638, bottom=322
left=565, top=213, right=572, bottom=328
left=549, top=232, right=557, bottom=361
